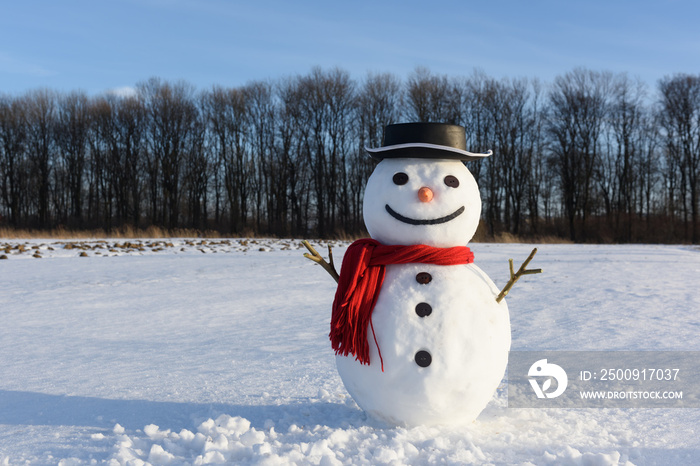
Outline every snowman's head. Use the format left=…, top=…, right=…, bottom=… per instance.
left=363, top=158, right=481, bottom=247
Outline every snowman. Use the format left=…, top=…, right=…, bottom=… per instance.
left=303, top=122, right=539, bottom=427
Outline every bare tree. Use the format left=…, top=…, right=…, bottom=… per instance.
left=183, top=101, right=208, bottom=229
left=138, top=78, right=200, bottom=228
left=295, top=67, right=355, bottom=236
left=54, top=91, right=90, bottom=226
left=23, top=89, right=58, bottom=227
left=277, top=76, right=313, bottom=236
left=86, top=94, right=147, bottom=229
left=115, top=95, right=148, bottom=226
left=547, top=68, right=612, bottom=241
left=85, top=97, right=110, bottom=226
left=405, top=67, right=456, bottom=122
left=352, top=72, right=401, bottom=231
left=658, top=74, right=700, bottom=243
left=601, top=75, right=649, bottom=241
left=459, top=71, right=495, bottom=201
left=636, top=111, right=660, bottom=237
left=202, top=85, right=250, bottom=232
left=0, top=95, right=28, bottom=225
left=245, top=80, right=277, bottom=233
left=482, top=77, right=537, bottom=235
left=525, top=79, right=548, bottom=234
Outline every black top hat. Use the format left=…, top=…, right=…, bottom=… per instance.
left=366, top=122, right=492, bottom=161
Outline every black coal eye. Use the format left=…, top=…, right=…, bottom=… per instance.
left=393, top=172, right=409, bottom=185
left=444, top=175, right=460, bottom=188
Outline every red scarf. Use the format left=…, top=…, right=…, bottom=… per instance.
left=330, top=238, right=474, bottom=371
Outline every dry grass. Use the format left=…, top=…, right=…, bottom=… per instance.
left=470, top=221, right=573, bottom=244
left=0, top=225, right=225, bottom=240
left=491, top=232, right=574, bottom=244
left=0, top=225, right=574, bottom=244
left=0, top=225, right=366, bottom=242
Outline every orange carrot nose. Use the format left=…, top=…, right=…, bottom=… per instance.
left=418, top=187, right=434, bottom=203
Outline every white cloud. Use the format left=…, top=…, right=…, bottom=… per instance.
left=106, top=86, right=138, bottom=98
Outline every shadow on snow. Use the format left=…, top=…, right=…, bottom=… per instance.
left=0, top=389, right=365, bottom=432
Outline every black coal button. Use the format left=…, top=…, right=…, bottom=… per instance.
left=416, top=272, right=432, bottom=284
left=415, top=302, right=432, bottom=317
left=415, top=350, right=432, bottom=367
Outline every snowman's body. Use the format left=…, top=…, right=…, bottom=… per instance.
left=335, top=157, right=511, bottom=427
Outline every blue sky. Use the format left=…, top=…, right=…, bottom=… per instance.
left=1, top=0, right=698, bottom=96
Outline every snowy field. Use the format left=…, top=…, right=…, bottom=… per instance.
left=1, top=238, right=699, bottom=465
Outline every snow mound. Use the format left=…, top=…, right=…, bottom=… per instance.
left=106, top=406, right=642, bottom=465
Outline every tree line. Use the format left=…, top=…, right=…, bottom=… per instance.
left=1, top=67, right=699, bottom=243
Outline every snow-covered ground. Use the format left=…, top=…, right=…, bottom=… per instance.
left=1, top=239, right=699, bottom=465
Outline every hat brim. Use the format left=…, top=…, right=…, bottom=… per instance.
left=365, top=142, right=492, bottom=162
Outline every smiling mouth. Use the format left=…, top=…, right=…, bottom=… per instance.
left=385, top=205, right=465, bottom=225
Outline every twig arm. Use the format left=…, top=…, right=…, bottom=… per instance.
left=496, top=247, right=542, bottom=303
left=302, top=240, right=340, bottom=283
